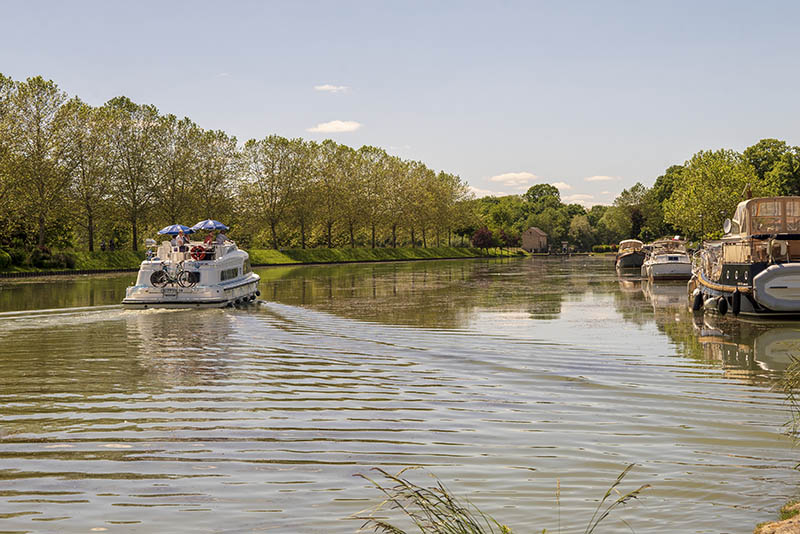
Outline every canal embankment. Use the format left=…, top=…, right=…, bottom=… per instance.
left=0, top=246, right=523, bottom=278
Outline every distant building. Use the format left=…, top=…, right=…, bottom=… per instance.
left=521, top=227, right=548, bottom=253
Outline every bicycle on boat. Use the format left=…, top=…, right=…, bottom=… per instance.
left=149, top=261, right=198, bottom=288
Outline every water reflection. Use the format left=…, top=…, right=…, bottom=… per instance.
left=0, top=257, right=797, bottom=533
left=637, top=278, right=799, bottom=377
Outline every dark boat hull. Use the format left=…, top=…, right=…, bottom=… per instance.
left=616, top=251, right=645, bottom=269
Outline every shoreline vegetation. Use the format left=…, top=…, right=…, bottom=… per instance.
left=0, top=246, right=523, bottom=278
left=5, top=74, right=800, bottom=263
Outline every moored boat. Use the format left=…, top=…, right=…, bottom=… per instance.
left=641, top=237, right=692, bottom=280
left=122, top=221, right=260, bottom=309
left=689, top=196, right=800, bottom=316
left=615, top=239, right=645, bottom=269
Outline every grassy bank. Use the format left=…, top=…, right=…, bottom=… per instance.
left=0, top=246, right=522, bottom=276
left=248, top=246, right=519, bottom=265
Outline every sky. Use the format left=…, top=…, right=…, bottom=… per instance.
left=3, top=0, right=800, bottom=207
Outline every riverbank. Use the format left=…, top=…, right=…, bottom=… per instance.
left=0, top=246, right=523, bottom=278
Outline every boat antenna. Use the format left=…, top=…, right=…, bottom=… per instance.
left=742, top=183, right=752, bottom=199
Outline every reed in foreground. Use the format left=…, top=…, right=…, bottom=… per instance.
left=352, top=465, right=649, bottom=534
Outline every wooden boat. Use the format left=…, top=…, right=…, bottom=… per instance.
left=615, top=239, right=645, bottom=269
left=641, top=237, right=692, bottom=280
left=689, top=196, right=800, bottom=316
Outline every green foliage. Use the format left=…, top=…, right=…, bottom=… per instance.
left=0, top=249, right=10, bottom=269
left=523, top=183, right=560, bottom=205
left=663, top=149, right=777, bottom=238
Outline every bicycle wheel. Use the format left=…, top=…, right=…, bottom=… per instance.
left=177, top=270, right=195, bottom=288
left=150, top=270, right=169, bottom=288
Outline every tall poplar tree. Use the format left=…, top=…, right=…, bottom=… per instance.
left=105, top=96, right=161, bottom=251
left=3, top=76, right=70, bottom=247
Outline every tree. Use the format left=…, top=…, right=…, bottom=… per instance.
left=471, top=226, right=494, bottom=251
left=3, top=76, right=71, bottom=247
left=105, top=96, right=161, bottom=251
left=613, top=182, right=648, bottom=239
left=154, top=114, right=197, bottom=226
left=191, top=129, right=238, bottom=225
left=0, top=73, right=14, bottom=214
left=286, top=140, right=317, bottom=249
left=743, top=138, right=790, bottom=181
left=355, top=145, right=389, bottom=248
left=60, top=98, right=114, bottom=251
left=523, top=183, right=560, bottom=204
left=664, top=149, right=777, bottom=238
left=384, top=156, right=411, bottom=247
left=568, top=214, right=594, bottom=251
left=765, top=148, right=800, bottom=196
left=240, top=135, right=304, bottom=249
left=640, top=165, right=681, bottom=239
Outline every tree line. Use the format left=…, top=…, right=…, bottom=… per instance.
left=3, top=74, right=798, bottom=258
left=0, top=74, right=473, bottom=256
left=473, top=138, right=800, bottom=251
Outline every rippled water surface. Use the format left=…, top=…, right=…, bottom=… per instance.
left=1, top=257, right=797, bottom=533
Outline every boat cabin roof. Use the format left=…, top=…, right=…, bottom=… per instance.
left=728, top=196, right=800, bottom=237
left=618, top=239, right=643, bottom=249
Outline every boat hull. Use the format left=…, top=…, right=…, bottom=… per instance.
left=616, top=251, right=645, bottom=269
left=644, top=261, right=692, bottom=280
left=691, top=262, right=800, bottom=316
left=122, top=274, right=260, bottom=309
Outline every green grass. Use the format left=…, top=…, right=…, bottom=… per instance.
left=0, top=246, right=522, bottom=274
left=71, top=250, right=147, bottom=270
left=259, top=246, right=520, bottom=265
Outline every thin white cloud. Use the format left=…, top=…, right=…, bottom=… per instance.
left=307, top=120, right=362, bottom=133
left=584, top=175, right=620, bottom=182
left=468, top=185, right=506, bottom=198
left=600, top=190, right=612, bottom=195
left=563, top=193, right=596, bottom=207
left=314, top=84, right=349, bottom=93
left=488, top=171, right=539, bottom=189
left=551, top=181, right=572, bottom=190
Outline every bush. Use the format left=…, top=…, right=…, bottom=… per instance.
left=29, top=247, right=51, bottom=268
left=592, top=244, right=618, bottom=253
left=7, top=248, right=27, bottom=266
left=0, top=249, right=11, bottom=270
left=51, top=252, right=77, bottom=269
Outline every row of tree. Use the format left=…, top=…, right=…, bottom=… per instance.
left=0, top=74, right=473, bottom=253
left=3, top=74, right=798, bottom=255
left=474, top=139, right=800, bottom=251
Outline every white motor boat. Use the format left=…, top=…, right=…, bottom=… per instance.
left=641, top=238, right=692, bottom=280
left=122, top=237, right=260, bottom=309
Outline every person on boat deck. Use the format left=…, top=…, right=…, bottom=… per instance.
left=176, top=230, right=190, bottom=252
left=203, top=232, right=214, bottom=246
left=215, top=231, right=228, bottom=245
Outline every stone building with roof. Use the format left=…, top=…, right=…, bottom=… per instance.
left=521, top=227, right=548, bottom=253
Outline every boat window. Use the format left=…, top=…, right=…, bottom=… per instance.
left=751, top=200, right=782, bottom=233
left=787, top=200, right=800, bottom=232
left=220, top=267, right=238, bottom=281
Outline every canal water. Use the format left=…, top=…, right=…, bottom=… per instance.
left=0, top=257, right=797, bottom=533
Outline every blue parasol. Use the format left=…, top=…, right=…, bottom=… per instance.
left=191, top=219, right=229, bottom=231
left=157, top=224, right=195, bottom=235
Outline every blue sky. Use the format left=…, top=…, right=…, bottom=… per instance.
left=3, top=1, right=800, bottom=206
